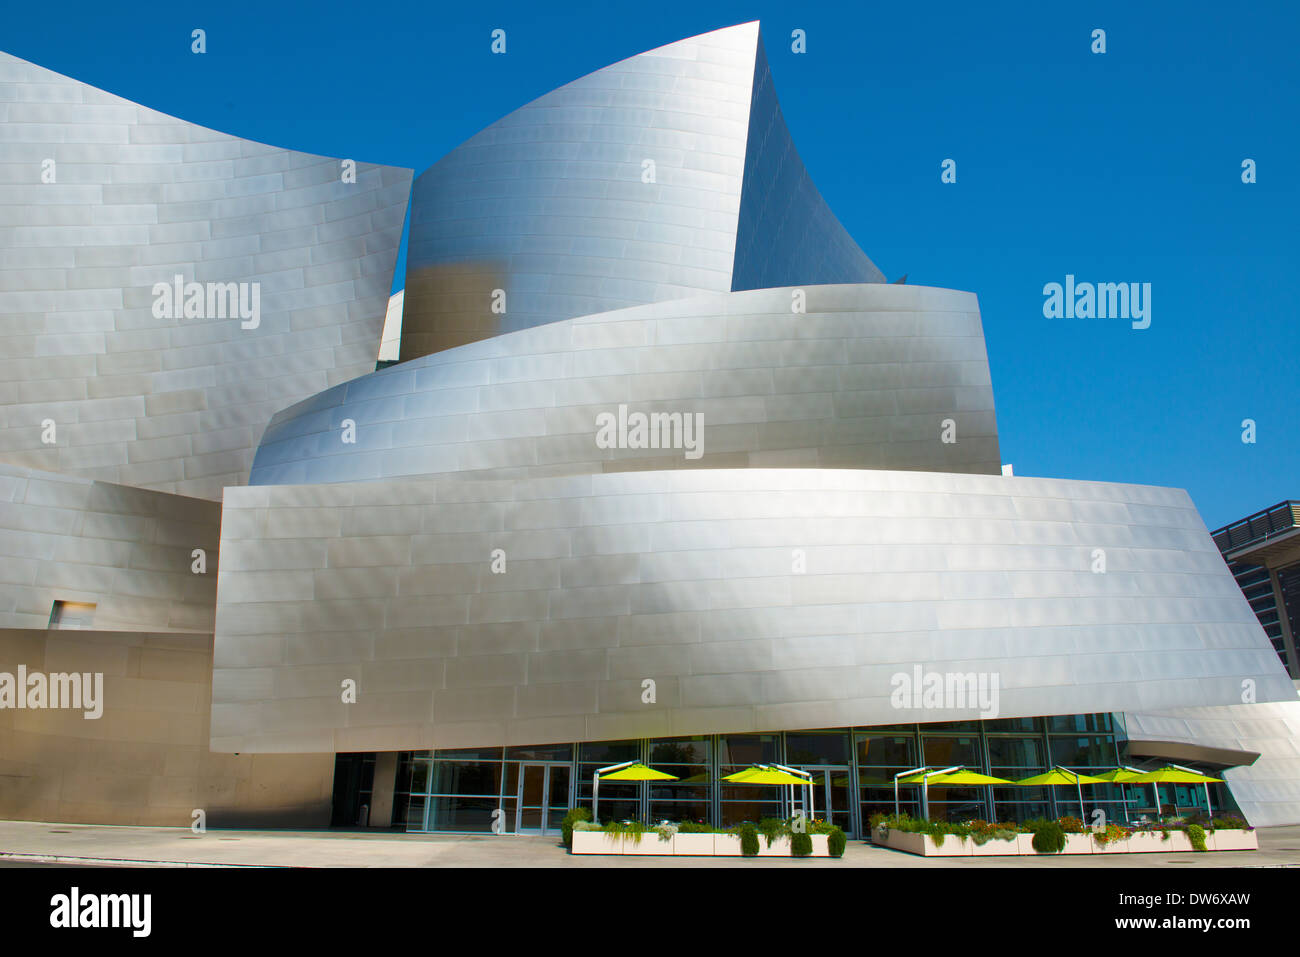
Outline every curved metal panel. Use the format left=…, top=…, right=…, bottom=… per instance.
left=250, top=283, right=1000, bottom=485
left=210, top=468, right=1292, bottom=753
left=1125, top=702, right=1300, bottom=827
left=730, top=41, right=885, bottom=290
left=0, top=463, right=219, bottom=632
left=400, top=22, right=884, bottom=359
left=0, top=52, right=412, bottom=501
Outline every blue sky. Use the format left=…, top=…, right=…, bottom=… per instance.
left=5, top=0, right=1296, bottom=528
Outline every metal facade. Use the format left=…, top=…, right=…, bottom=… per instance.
left=0, top=52, right=412, bottom=501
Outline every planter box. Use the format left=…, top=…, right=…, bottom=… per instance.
left=1097, top=831, right=1171, bottom=854
left=672, top=833, right=716, bottom=856
left=870, top=825, right=1258, bottom=858
left=713, top=834, right=743, bottom=856
left=623, top=834, right=673, bottom=855
left=969, top=836, right=1020, bottom=856
left=1209, top=829, right=1258, bottom=852
left=571, top=831, right=624, bottom=855
left=756, top=835, right=791, bottom=857
left=571, top=829, right=836, bottom=857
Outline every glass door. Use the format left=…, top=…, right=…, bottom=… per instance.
left=812, top=768, right=856, bottom=837
left=516, top=763, right=570, bottom=835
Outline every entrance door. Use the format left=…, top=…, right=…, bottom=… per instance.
left=516, top=763, right=571, bottom=835
left=811, top=768, right=855, bottom=837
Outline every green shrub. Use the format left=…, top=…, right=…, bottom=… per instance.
left=827, top=827, right=847, bottom=858
left=677, top=821, right=714, bottom=833
left=560, top=806, right=591, bottom=849
left=791, top=832, right=813, bottom=857
left=1029, top=821, right=1066, bottom=854
left=739, top=822, right=759, bottom=857
left=1209, top=814, right=1250, bottom=831
left=605, top=820, right=646, bottom=844
left=930, top=830, right=946, bottom=847
left=757, top=817, right=786, bottom=848
left=1187, top=824, right=1207, bottom=852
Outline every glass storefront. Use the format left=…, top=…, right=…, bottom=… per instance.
left=379, top=712, right=1160, bottom=834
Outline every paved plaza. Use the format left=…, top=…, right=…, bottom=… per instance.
left=1, top=821, right=1297, bottom=868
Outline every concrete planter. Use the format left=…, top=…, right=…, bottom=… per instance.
left=672, top=833, right=716, bottom=856
left=870, top=824, right=1258, bottom=858
left=970, top=835, right=1020, bottom=856
left=1208, top=829, right=1258, bottom=851
left=571, top=829, right=835, bottom=857
left=572, top=831, right=625, bottom=855
left=1097, top=830, right=1170, bottom=854
left=712, top=834, right=743, bottom=856
left=756, top=835, right=791, bottom=857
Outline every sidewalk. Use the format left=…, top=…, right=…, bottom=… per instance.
left=3, top=820, right=1299, bottom=868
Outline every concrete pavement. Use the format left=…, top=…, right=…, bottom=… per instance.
left=2, top=821, right=1299, bottom=867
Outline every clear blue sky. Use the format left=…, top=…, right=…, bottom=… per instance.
left=5, top=0, right=1296, bottom=528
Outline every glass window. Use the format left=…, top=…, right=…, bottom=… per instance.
left=919, top=720, right=979, bottom=732
left=785, top=731, right=849, bottom=765
left=1050, top=735, right=1117, bottom=768
left=431, top=760, right=502, bottom=796
left=506, top=743, right=574, bottom=761
left=648, top=737, right=711, bottom=764
left=983, top=716, right=1040, bottom=732
left=1047, top=713, right=1113, bottom=734
left=579, top=740, right=639, bottom=764
left=434, top=746, right=505, bottom=761
left=717, top=734, right=780, bottom=765
left=986, top=736, right=1043, bottom=768
left=857, top=733, right=917, bottom=768
left=922, top=735, right=982, bottom=768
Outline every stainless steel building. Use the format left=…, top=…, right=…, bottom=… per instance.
left=2, top=23, right=1298, bottom=834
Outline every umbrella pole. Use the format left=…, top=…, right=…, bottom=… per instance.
left=1077, top=780, right=1084, bottom=821
left=592, top=771, right=599, bottom=825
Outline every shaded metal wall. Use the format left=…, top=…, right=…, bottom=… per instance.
left=0, top=463, right=219, bottom=632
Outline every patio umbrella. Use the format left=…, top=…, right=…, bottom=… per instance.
left=1091, top=767, right=1147, bottom=822
left=592, top=762, right=678, bottom=824
left=894, top=767, right=1013, bottom=820
left=1012, top=767, right=1106, bottom=820
left=1127, top=766, right=1224, bottom=818
left=722, top=764, right=816, bottom=821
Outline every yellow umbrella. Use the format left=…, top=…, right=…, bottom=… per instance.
left=598, top=763, right=679, bottom=782
left=1127, top=766, right=1224, bottom=817
left=1012, top=767, right=1106, bottom=819
left=892, top=766, right=1011, bottom=820
left=898, top=769, right=1014, bottom=786
left=1092, top=767, right=1146, bottom=783
left=722, top=765, right=816, bottom=821
left=592, top=761, right=678, bottom=823
left=722, top=766, right=811, bottom=786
